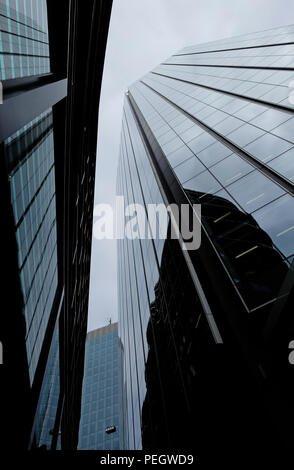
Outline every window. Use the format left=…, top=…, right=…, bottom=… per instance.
left=210, top=153, right=254, bottom=186
left=214, top=115, right=243, bottom=135
left=187, top=132, right=215, bottom=154
left=227, top=171, right=285, bottom=212
left=234, top=103, right=266, bottom=121
left=174, top=156, right=205, bottom=183
left=197, top=141, right=232, bottom=167
left=180, top=124, right=204, bottom=143
left=272, top=118, right=294, bottom=143
left=268, top=148, right=294, bottom=181
left=250, top=109, right=292, bottom=131
left=162, top=136, right=183, bottom=154
left=253, top=194, right=294, bottom=258
left=167, top=145, right=194, bottom=168
left=227, top=123, right=265, bottom=147
left=245, top=133, right=292, bottom=163
left=184, top=170, right=221, bottom=195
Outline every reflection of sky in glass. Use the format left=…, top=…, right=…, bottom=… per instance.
left=127, top=25, right=294, bottom=312
left=4, top=109, right=58, bottom=383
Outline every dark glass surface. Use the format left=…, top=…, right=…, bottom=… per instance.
left=4, top=108, right=58, bottom=383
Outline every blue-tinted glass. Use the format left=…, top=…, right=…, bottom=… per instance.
left=174, top=155, right=205, bottom=183
left=268, top=148, right=294, bottom=181
left=78, top=327, right=122, bottom=450
left=210, top=153, right=254, bottom=185
left=272, top=118, right=294, bottom=143
left=214, top=115, right=243, bottom=135
left=250, top=109, right=291, bottom=132
left=197, top=141, right=232, bottom=167
left=167, top=145, right=194, bottom=167
left=0, top=0, right=50, bottom=80
left=4, top=109, right=58, bottom=383
left=184, top=170, right=221, bottom=194
left=187, top=132, right=215, bottom=153
left=227, top=171, right=285, bottom=212
left=245, top=133, right=293, bottom=163
left=227, top=123, right=265, bottom=147
left=253, top=195, right=294, bottom=258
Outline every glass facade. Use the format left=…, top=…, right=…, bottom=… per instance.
left=117, top=25, right=294, bottom=451
left=34, top=326, right=61, bottom=449
left=4, top=108, right=58, bottom=383
left=78, top=323, right=123, bottom=450
left=0, top=0, right=50, bottom=80
left=117, top=97, right=218, bottom=449
left=0, top=0, right=113, bottom=451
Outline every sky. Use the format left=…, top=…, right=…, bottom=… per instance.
left=87, top=0, right=294, bottom=331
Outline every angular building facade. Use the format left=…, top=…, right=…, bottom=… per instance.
left=78, top=323, right=123, bottom=450
left=117, top=25, right=294, bottom=458
left=0, top=0, right=112, bottom=451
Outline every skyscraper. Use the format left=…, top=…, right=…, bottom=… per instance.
left=117, top=25, right=294, bottom=458
left=78, top=323, right=123, bottom=450
left=0, top=0, right=112, bottom=451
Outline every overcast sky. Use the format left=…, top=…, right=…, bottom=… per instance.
left=87, top=0, right=294, bottom=331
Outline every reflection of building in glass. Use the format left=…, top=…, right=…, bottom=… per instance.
left=117, top=25, right=294, bottom=458
left=0, top=0, right=112, bottom=451
left=78, top=323, right=124, bottom=450
left=187, top=190, right=290, bottom=310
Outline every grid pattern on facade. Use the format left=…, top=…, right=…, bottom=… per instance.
left=127, top=25, right=294, bottom=312
left=117, top=96, right=215, bottom=449
left=78, top=325, right=121, bottom=450
left=4, top=108, right=58, bottom=383
left=0, top=0, right=50, bottom=80
left=117, top=25, right=294, bottom=449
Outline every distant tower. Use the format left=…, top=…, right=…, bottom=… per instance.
left=78, top=322, right=124, bottom=450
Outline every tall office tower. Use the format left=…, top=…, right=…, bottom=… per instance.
left=0, top=0, right=112, bottom=451
left=78, top=323, right=123, bottom=450
left=117, top=25, right=294, bottom=458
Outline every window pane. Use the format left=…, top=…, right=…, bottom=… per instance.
left=253, top=194, right=294, bottom=258
left=245, top=133, right=293, bottom=163
left=227, top=124, right=265, bottom=147
left=250, top=109, right=292, bottom=131
left=197, top=141, right=232, bottom=167
left=187, top=132, right=216, bottom=153
left=271, top=118, right=294, bottom=143
left=227, top=171, right=285, bottom=212
left=174, top=156, right=206, bottom=183
left=167, top=145, right=194, bottom=168
left=183, top=170, right=221, bottom=195
left=268, top=148, right=294, bottom=182
left=210, top=153, right=254, bottom=186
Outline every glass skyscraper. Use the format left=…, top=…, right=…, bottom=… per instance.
left=0, top=0, right=50, bottom=80
left=4, top=108, right=58, bottom=384
left=0, top=0, right=112, bottom=451
left=117, top=25, right=294, bottom=457
left=78, top=323, right=123, bottom=450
